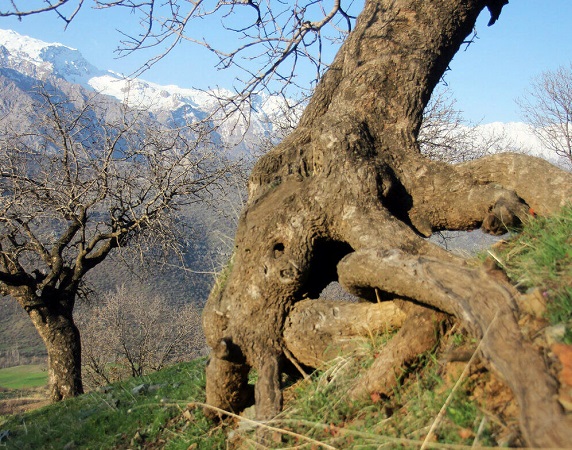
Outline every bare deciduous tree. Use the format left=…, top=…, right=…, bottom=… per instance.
left=0, top=84, right=231, bottom=401
left=77, top=284, right=205, bottom=389
left=518, top=63, right=572, bottom=167
left=420, top=87, right=524, bottom=163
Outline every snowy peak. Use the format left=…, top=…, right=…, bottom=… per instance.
left=39, top=43, right=104, bottom=83
left=0, top=28, right=106, bottom=85
left=0, top=29, right=287, bottom=118
left=0, top=28, right=294, bottom=155
left=0, top=29, right=67, bottom=61
left=87, top=74, right=221, bottom=112
left=0, top=29, right=290, bottom=121
left=474, top=121, right=559, bottom=164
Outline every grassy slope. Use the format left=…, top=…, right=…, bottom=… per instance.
left=0, top=359, right=226, bottom=449
left=0, top=365, right=47, bottom=390
left=1, top=206, right=570, bottom=449
left=493, top=204, right=572, bottom=339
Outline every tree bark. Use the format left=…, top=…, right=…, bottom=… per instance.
left=283, top=298, right=406, bottom=367
left=19, top=291, right=83, bottom=402
left=338, top=248, right=572, bottom=447
left=202, top=0, right=572, bottom=446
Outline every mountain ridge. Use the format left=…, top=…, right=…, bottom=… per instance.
left=0, top=27, right=567, bottom=167
left=0, top=28, right=293, bottom=156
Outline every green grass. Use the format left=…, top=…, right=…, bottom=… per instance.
left=1, top=206, right=569, bottom=449
left=0, top=359, right=227, bottom=449
left=0, top=365, right=47, bottom=390
left=491, top=204, right=572, bottom=342
left=232, top=346, right=501, bottom=449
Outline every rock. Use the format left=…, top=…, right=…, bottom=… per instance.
left=552, top=343, right=572, bottom=412
left=236, top=405, right=258, bottom=433
left=545, top=325, right=567, bottom=346
left=552, top=344, right=572, bottom=385
left=558, top=387, right=572, bottom=412
left=148, top=384, right=165, bottom=392
left=130, top=431, right=144, bottom=446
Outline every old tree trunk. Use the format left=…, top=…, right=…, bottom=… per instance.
left=10, top=286, right=82, bottom=402
left=203, top=0, right=572, bottom=446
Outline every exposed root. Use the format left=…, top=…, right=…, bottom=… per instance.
left=283, top=298, right=407, bottom=367
left=350, top=303, right=447, bottom=400
left=338, top=248, right=572, bottom=447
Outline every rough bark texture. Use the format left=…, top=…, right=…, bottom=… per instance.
left=19, top=291, right=83, bottom=402
left=283, top=298, right=407, bottom=367
left=202, top=0, right=572, bottom=446
left=338, top=249, right=572, bottom=446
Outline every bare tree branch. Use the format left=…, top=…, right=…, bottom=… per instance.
left=0, top=81, right=234, bottom=400
left=518, top=64, right=572, bottom=168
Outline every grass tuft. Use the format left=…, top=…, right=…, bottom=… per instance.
left=491, top=204, right=572, bottom=341
left=233, top=335, right=508, bottom=449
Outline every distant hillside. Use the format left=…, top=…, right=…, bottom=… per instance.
left=0, top=299, right=45, bottom=366
left=0, top=28, right=293, bottom=157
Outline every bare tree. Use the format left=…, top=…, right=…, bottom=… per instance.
left=3, top=1, right=572, bottom=447
left=77, top=284, right=205, bottom=389
left=0, top=84, right=231, bottom=401
left=518, top=63, right=572, bottom=167
left=0, top=1, right=358, bottom=105
left=420, top=87, right=524, bottom=163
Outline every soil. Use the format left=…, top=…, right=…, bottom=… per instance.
left=0, top=386, right=49, bottom=416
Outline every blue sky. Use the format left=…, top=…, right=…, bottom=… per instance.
left=1, top=1, right=571, bottom=124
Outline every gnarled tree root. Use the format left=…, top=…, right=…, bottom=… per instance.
left=283, top=298, right=407, bottom=367
left=205, top=355, right=252, bottom=419
left=337, top=248, right=572, bottom=448
left=282, top=298, right=448, bottom=401
left=348, top=303, right=447, bottom=401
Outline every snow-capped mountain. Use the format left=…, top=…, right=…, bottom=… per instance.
left=0, top=29, right=105, bottom=85
left=473, top=121, right=559, bottom=165
left=0, top=28, right=567, bottom=168
left=0, top=28, right=293, bottom=155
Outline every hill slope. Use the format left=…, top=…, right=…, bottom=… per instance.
left=1, top=206, right=570, bottom=449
